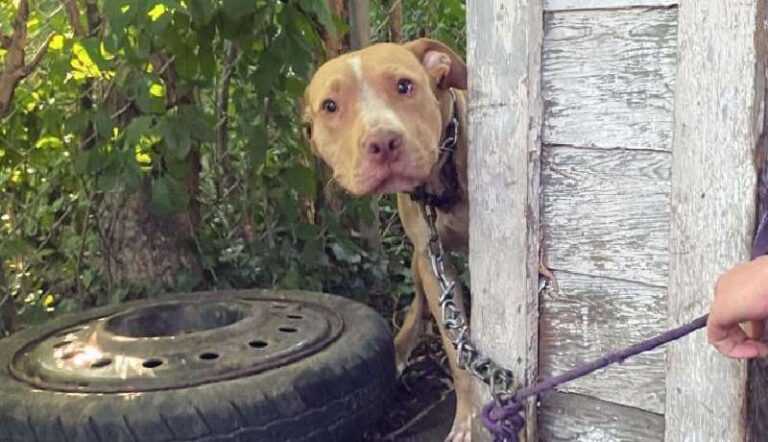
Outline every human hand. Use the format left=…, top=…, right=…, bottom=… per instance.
left=707, top=256, right=768, bottom=358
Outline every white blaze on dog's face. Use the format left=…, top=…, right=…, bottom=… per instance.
left=304, top=39, right=467, bottom=196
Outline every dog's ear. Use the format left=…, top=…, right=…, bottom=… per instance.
left=403, top=38, right=467, bottom=90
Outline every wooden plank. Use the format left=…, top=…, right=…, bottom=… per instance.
left=544, top=0, right=676, bottom=11
left=467, top=0, right=544, bottom=441
left=666, top=1, right=766, bottom=440
left=540, top=271, right=666, bottom=414
left=539, top=392, right=664, bottom=442
left=542, top=145, right=671, bottom=286
left=542, top=7, right=677, bottom=151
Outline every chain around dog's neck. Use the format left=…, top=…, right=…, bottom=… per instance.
left=409, top=89, right=461, bottom=210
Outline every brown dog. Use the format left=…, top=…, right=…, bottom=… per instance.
left=304, top=39, right=472, bottom=441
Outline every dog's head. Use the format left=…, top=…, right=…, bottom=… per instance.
left=303, top=39, right=467, bottom=196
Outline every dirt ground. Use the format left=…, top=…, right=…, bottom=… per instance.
left=363, top=332, right=455, bottom=441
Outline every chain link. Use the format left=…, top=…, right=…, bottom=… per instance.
left=419, top=203, right=516, bottom=398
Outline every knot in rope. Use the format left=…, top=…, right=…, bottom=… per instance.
left=481, top=397, right=525, bottom=442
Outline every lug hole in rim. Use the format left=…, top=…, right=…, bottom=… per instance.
left=143, top=359, right=164, bottom=368
left=91, top=358, right=112, bottom=369
left=199, top=352, right=220, bottom=361
left=53, top=340, right=74, bottom=349
left=287, top=314, right=303, bottom=320
left=278, top=327, right=298, bottom=333
left=249, top=340, right=269, bottom=349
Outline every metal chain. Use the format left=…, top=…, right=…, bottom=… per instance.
left=419, top=203, right=517, bottom=398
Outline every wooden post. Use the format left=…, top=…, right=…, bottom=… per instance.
left=666, top=1, right=766, bottom=440
left=467, top=1, right=543, bottom=441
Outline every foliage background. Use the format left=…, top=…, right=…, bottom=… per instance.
left=0, top=0, right=465, bottom=336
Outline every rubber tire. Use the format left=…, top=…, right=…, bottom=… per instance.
left=0, top=289, right=395, bottom=442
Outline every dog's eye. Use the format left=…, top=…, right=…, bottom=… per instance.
left=397, top=79, right=414, bottom=96
left=322, top=99, right=337, bottom=113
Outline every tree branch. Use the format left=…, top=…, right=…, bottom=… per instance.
left=0, top=0, right=52, bottom=118
left=215, top=42, right=239, bottom=200
left=0, top=34, right=11, bottom=50
left=60, top=0, right=85, bottom=37
left=21, top=33, right=53, bottom=76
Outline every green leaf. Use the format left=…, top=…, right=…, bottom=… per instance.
left=282, top=165, right=316, bottom=197
left=150, top=175, right=187, bottom=215
left=73, top=148, right=108, bottom=175
left=330, top=242, right=362, bottom=265
left=93, top=111, right=114, bottom=139
left=179, top=105, right=213, bottom=142
left=175, top=45, right=199, bottom=80
left=66, top=112, right=91, bottom=135
left=284, top=76, right=306, bottom=97
left=188, top=0, right=215, bottom=25
left=135, top=78, right=166, bottom=114
left=246, top=124, right=268, bottom=167
left=0, top=237, right=34, bottom=258
left=299, top=0, right=336, bottom=38
left=125, top=116, right=154, bottom=147
left=161, top=116, right=192, bottom=160
left=295, top=223, right=320, bottom=241
left=280, top=264, right=301, bottom=289
left=80, top=37, right=110, bottom=70
left=221, top=0, right=257, bottom=20
left=103, top=0, right=138, bottom=38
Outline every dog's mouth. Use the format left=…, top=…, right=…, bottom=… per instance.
left=355, top=168, right=427, bottom=195
left=371, top=175, right=423, bottom=194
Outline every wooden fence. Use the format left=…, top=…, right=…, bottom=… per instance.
left=468, top=1, right=767, bottom=440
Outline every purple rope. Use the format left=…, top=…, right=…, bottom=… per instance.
left=481, top=314, right=709, bottom=441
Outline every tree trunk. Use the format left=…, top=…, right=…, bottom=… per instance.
left=384, top=0, right=403, bottom=43
left=96, top=56, right=202, bottom=297
left=347, top=0, right=370, bottom=49
left=325, top=0, right=346, bottom=56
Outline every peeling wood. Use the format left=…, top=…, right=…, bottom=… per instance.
left=539, top=392, right=664, bottom=441
left=544, top=0, right=677, bottom=11
left=542, top=7, right=677, bottom=151
left=467, top=0, right=543, bottom=440
left=665, top=1, right=766, bottom=440
left=540, top=271, right=666, bottom=414
left=542, top=145, right=671, bottom=286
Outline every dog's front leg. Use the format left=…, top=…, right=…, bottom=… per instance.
left=394, top=258, right=428, bottom=373
left=414, top=251, right=473, bottom=442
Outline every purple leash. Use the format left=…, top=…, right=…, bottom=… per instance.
left=481, top=314, right=709, bottom=441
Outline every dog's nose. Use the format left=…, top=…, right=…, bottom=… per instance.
left=363, top=129, right=403, bottom=163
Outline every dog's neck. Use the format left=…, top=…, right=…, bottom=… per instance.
left=410, top=88, right=466, bottom=211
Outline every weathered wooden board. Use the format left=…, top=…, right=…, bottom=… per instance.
left=540, top=271, right=666, bottom=414
left=542, top=145, right=671, bottom=286
left=542, top=7, right=677, bottom=151
left=666, top=1, right=766, bottom=441
left=467, top=0, right=544, bottom=441
left=539, top=392, right=664, bottom=441
left=544, top=0, right=676, bottom=11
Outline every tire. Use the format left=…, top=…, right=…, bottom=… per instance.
left=0, top=289, right=395, bottom=442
